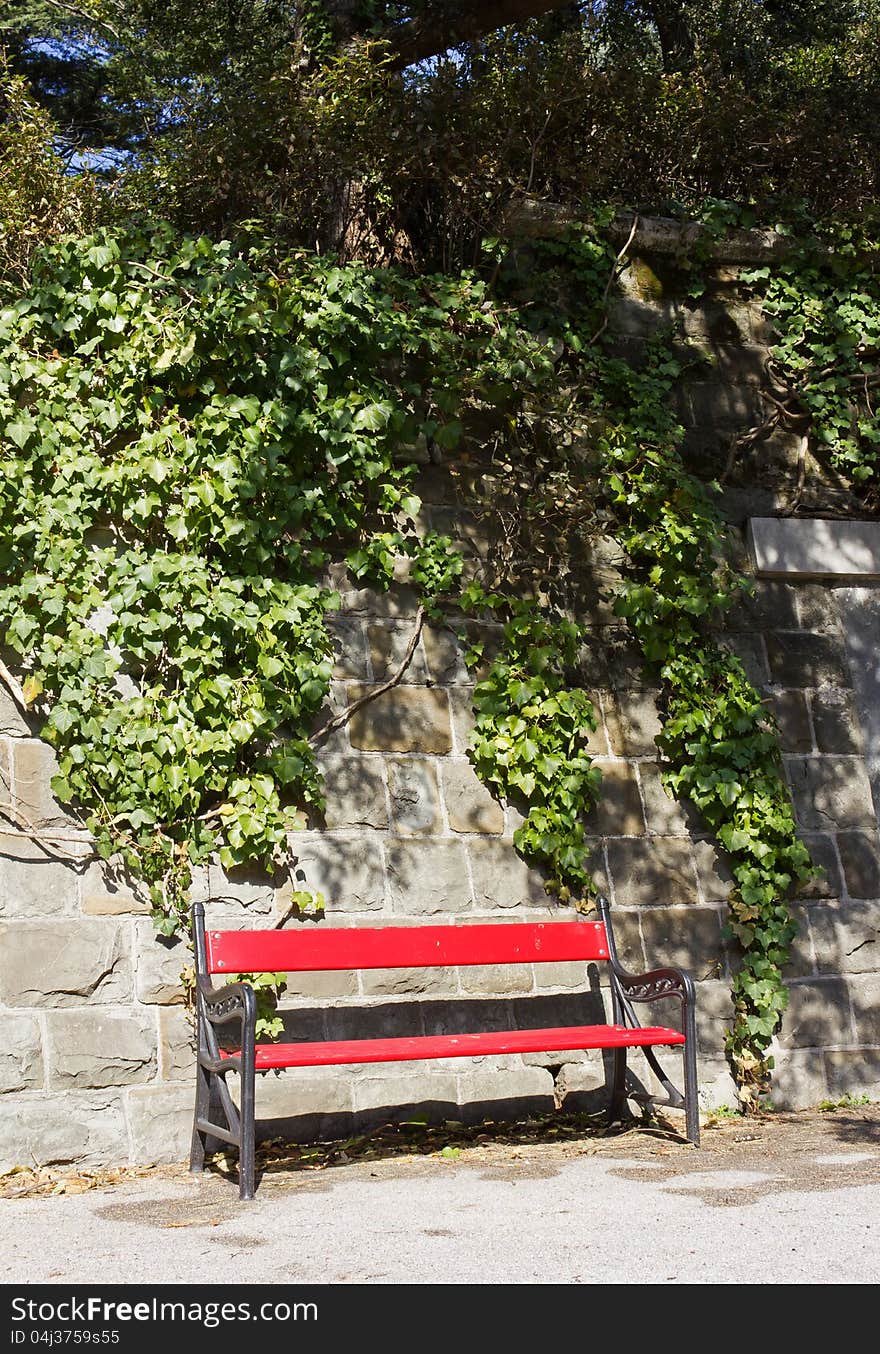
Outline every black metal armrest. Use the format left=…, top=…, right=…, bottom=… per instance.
left=610, top=962, right=695, bottom=1007
left=198, top=979, right=257, bottom=1033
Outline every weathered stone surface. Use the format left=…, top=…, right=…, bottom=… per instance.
left=0, top=848, right=78, bottom=917
left=605, top=691, right=662, bottom=756
left=697, top=1059, right=739, bottom=1111
left=749, top=516, right=880, bottom=580
left=533, top=960, right=588, bottom=992
left=692, top=839, right=735, bottom=904
left=448, top=687, right=476, bottom=754
left=327, top=565, right=419, bottom=618
left=460, top=962, right=534, bottom=995
left=441, top=760, right=504, bottom=835
left=811, top=690, right=862, bottom=754
left=811, top=901, right=880, bottom=974
left=422, top=626, right=470, bottom=685
left=584, top=762, right=645, bottom=837
left=292, top=836, right=386, bottom=913
left=347, top=685, right=452, bottom=754
left=12, top=740, right=74, bottom=827
left=680, top=300, right=752, bottom=345
left=725, top=579, right=799, bottom=632
left=848, top=975, right=880, bottom=1045
left=824, top=1049, right=880, bottom=1101
left=283, top=968, right=359, bottom=1000
left=605, top=838, right=698, bottom=908
left=198, top=865, right=276, bottom=916
left=0, top=689, right=29, bottom=736
left=367, top=622, right=429, bottom=684
left=0, top=1014, right=43, bottom=1092
left=134, top=924, right=188, bottom=1005
left=769, top=1047, right=831, bottom=1109
left=690, top=979, right=732, bottom=1055
left=351, top=1070, right=458, bottom=1119
left=601, top=629, right=647, bottom=691
left=468, top=839, right=548, bottom=911
left=80, top=860, right=149, bottom=915
left=686, top=381, right=761, bottom=430
left=795, top=584, right=842, bottom=634
left=387, top=758, right=442, bottom=837
left=787, top=756, right=876, bottom=831
left=360, top=966, right=458, bottom=997
left=47, top=1009, right=156, bottom=1088
left=0, top=920, right=131, bottom=1007
left=387, top=841, right=471, bottom=914
left=639, top=763, right=699, bottom=836
left=767, top=690, right=813, bottom=753
left=639, top=907, right=724, bottom=978
left=798, top=834, right=841, bottom=898
left=158, top=1007, right=196, bottom=1081
left=0, top=1092, right=127, bottom=1169
left=778, top=978, right=853, bottom=1048
left=719, top=632, right=769, bottom=687
left=126, top=1085, right=193, bottom=1164
left=327, top=615, right=368, bottom=681
left=765, top=632, right=851, bottom=688
left=607, top=296, right=667, bottom=338
left=836, top=832, right=880, bottom=898
left=317, top=755, right=388, bottom=830
left=455, top=1064, right=555, bottom=1115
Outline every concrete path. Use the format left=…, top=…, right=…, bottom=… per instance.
left=3, top=1107, right=879, bottom=1285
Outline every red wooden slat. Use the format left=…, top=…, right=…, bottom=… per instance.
left=205, top=920, right=610, bottom=973
left=223, top=1024, right=686, bottom=1070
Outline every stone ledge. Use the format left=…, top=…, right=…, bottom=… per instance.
left=749, top=517, right=880, bottom=580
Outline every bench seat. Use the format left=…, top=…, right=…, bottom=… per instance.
left=230, top=1024, right=687, bottom=1071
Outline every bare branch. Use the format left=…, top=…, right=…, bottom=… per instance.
left=309, top=605, right=426, bottom=745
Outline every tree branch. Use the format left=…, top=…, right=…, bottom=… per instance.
left=309, top=605, right=426, bottom=745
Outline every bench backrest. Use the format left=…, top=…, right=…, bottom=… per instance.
left=202, top=920, right=610, bottom=975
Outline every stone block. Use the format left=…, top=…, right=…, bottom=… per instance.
left=283, top=968, right=359, bottom=1000
left=0, top=847, right=79, bottom=917
left=798, top=835, right=841, bottom=899
left=292, top=836, right=386, bottom=913
left=709, top=344, right=767, bottom=385
left=1, top=1092, right=128, bottom=1171
left=718, top=632, right=769, bottom=686
left=126, top=1084, right=194, bottom=1165
left=455, top=1063, right=555, bottom=1115
left=460, top=963, right=534, bottom=996
left=422, top=626, right=470, bottom=685
left=811, top=901, right=880, bottom=974
left=607, top=296, right=666, bottom=338
left=79, top=860, right=149, bottom=915
left=12, top=740, right=76, bottom=828
left=724, top=579, right=799, bottom=631
left=680, top=300, right=752, bottom=344
left=441, top=760, right=504, bottom=835
left=199, top=865, right=276, bottom=916
left=533, top=961, right=588, bottom=991
left=448, top=687, right=476, bottom=755
left=686, top=381, right=761, bottom=430
left=638, top=763, right=699, bottom=835
left=778, top=979, right=853, bottom=1048
left=639, top=907, right=724, bottom=979
left=317, top=755, right=388, bottom=830
left=327, top=566, right=419, bottom=619
left=468, top=839, right=547, bottom=910
left=605, top=838, right=698, bottom=908
left=347, top=685, right=452, bottom=754
left=749, top=516, right=880, bottom=580
left=158, top=1007, right=196, bottom=1081
left=386, top=840, right=472, bottom=914
left=584, top=762, right=645, bottom=836
left=604, top=690, right=662, bottom=756
left=553, top=1052, right=609, bottom=1108
left=360, top=966, right=458, bottom=997
left=697, top=1059, right=739, bottom=1112
left=824, top=1049, right=880, bottom=1101
left=765, top=632, right=850, bottom=688
left=0, top=919, right=132, bottom=1007
left=602, top=629, right=647, bottom=691
left=352, top=1070, right=458, bottom=1119
left=769, top=1047, right=830, bottom=1110
left=837, top=832, right=880, bottom=899
left=0, top=1014, right=43, bottom=1092
left=787, top=756, right=875, bottom=831
left=767, top=690, right=813, bottom=753
left=795, top=585, right=843, bottom=635
left=692, top=839, right=735, bottom=904
left=810, top=691, right=863, bottom=754
left=600, top=909, right=644, bottom=973
left=46, top=1009, right=156, bottom=1088
left=691, top=979, right=732, bottom=1055
left=367, top=622, right=429, bottom=684
left=848, top=976, right=880, bottom=1045
left=0, top=688, right=29, bottom=736
left=386, top=758, right=442, bottom=837
left=326, top=615, right=368, bottom=681
left=134, top=924, right=189, bottom=1005
left=780, top=905, right=815, bottom=980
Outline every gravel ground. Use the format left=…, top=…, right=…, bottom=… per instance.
left=2, top=1105, right=879, bottom=1285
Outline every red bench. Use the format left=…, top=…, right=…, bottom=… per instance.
left=190, top=896, right=699, bottom=1198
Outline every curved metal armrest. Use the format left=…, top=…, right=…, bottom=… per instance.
left=611, top=962, right=695, bottom=1006
left=199, top=979, right=257, bottom=1031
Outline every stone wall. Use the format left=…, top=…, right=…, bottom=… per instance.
left=2, top=251, right=879, bottom=1170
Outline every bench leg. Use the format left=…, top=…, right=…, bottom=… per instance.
left=238, top=1040, right=256, bottom=1202
left=189, top=1059, right=210, bottom=1174
left=607, top=1046, right=627, bottom=1130
left=683, top=1006, right=701, bottom=1146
